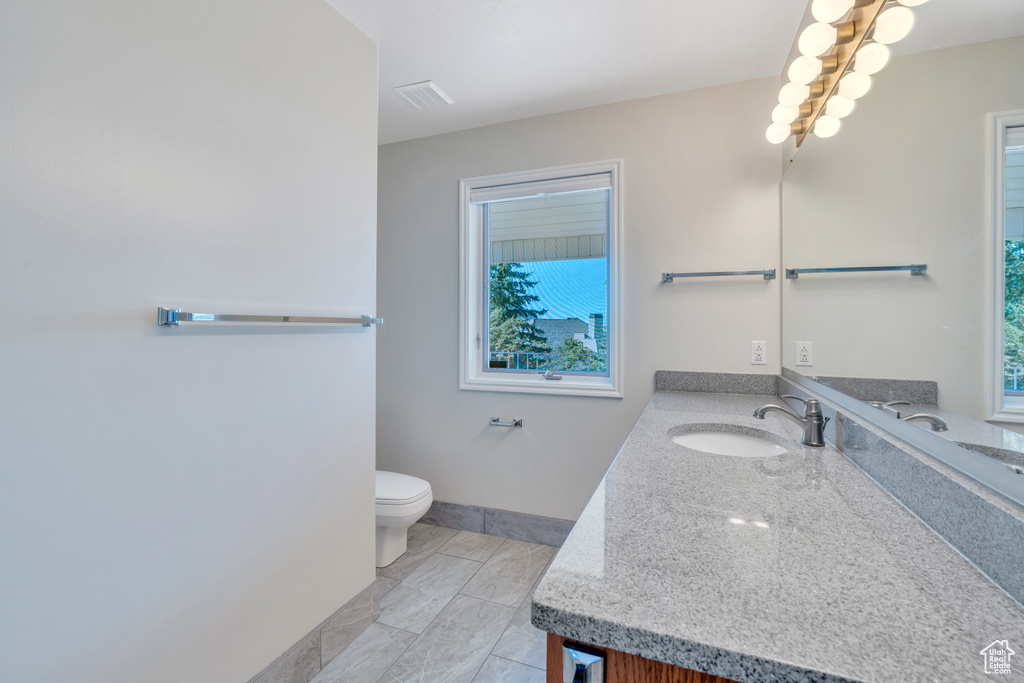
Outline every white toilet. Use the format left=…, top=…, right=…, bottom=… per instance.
left=375, top=470, right=433, bottom=567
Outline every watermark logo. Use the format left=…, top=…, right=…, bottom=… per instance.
left=981, top=640, right=1015, bottom=675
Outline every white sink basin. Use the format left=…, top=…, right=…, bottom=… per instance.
left=672, top=431, right=788, bottom=458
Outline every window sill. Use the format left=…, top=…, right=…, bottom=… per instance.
left=460, top=373, right=622, bottom=398
left=990, top=406, right=1024, bottom=423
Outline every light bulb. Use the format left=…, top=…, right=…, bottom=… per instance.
left=779, top=82, right=811, bottom=108
left=788, top=56, right=824, bottom=85
left=825, top=95, right=855, bottom=118
left=812, top=0, right=855, bottom=23
left=814, top=116, right=841, bottom=138
left=897, top=0, right=928, bottom=5
left=766, top=123, right=792, bottom=144
left=772, top=104, right=799, bottom=125
left=838, top=72, right=872, bottom=99
left=853, top=43, right=890, bottom=74
left=799, top=22, right=838, bottom=57
left=873, top=6, right=915, bottom=45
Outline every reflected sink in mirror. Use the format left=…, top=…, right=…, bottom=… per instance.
left=955, top=442, right=1024, bottom=473
left=671, top=426, right=789, bottom=458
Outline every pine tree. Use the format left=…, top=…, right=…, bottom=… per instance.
left=489, top=263, right=551, bottom=368
left=552, top=337, right=601, bottom=372
left=1004, top=241, right=1024, bottom=388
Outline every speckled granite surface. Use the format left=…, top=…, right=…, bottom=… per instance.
left=779, top=376, right=1024, bottom=606
left=531, top=390, right=1024, bottom=682
left=811, top=375, right=938, bottom=405
left=655, top=370, right=778, bottom=395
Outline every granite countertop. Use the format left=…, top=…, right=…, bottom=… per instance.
left=531, top=390, right=1024, bottom=682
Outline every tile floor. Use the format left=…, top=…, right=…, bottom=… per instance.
left=310, top=523, right=555, bottom=683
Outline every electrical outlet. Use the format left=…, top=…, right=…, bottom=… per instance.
left=796, top=341, right=813, bottom=366
left=751, top=341, right=767, bottom=365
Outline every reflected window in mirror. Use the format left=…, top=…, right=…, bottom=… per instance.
left=990, top=114, right=1024, bottom=421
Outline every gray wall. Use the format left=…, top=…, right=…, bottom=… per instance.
left=0, top=1, right=378, bottom=681
left=378, top=77, right=783, bottom=520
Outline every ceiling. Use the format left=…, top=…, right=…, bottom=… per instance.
left=325, top=0, right=1024, bottom=145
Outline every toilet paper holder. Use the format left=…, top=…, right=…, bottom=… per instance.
left=489, top=417, right=523, bottom=428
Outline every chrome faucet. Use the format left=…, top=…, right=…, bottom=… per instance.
left=901, top=413, right=949, bottom=431
left=753, top=396, right=828, bottom=447
left=868, top=400, right=910, bottom=411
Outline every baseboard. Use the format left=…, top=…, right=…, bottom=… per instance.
left=247, top=575, right=390, bottom=683
left=420, top=500, right=575, bottom=547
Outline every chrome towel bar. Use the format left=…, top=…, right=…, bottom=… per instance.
left=157, top=307, right=383, bottom=327
left=785, top=264, right=926, bottom=279
left=662, top=269, right=776, bottom=282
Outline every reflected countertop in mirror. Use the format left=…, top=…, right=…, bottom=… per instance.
left=531, top=386, right=1024, bottom=682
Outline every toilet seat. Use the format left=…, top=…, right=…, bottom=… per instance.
left=376, top=471, right=431, bottom=506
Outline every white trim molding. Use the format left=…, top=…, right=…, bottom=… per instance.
left=459, top=159, right=624, bottom=398
left=987, top=110, right=1024, bottom=422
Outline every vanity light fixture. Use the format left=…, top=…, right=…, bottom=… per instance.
left=852, top=42, right=890, bottom=74
left=872, top=6, right=915, bottom=44
left=779, top=81, right=825, bottom=108
left=812, top=0, right=855, bottom=23
left=813, top=115, right=842, bottom=138
left=766, top=122, right=801, bottom=144
left=825, top=95, right=856, bottom=118
left=765, top=0, right=926, bottom=146
left=773, top=104, right=800, bottom=125
left=788, top=54, right=840, bottom=85
left=798, top=21, right=855, bottom=57
left=838, top=71, right=872, bottom=99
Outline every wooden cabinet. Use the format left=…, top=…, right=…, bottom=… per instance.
left=547, top=633, right=740, bottom=683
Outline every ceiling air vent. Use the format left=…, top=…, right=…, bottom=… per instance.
left=393, top=80, right=454, bottom=110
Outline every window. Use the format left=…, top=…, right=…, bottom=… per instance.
left=989, top=112, right=1024, bottom=420
left=459, top=160, right=623, bottom=397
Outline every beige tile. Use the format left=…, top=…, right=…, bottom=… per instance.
left=377, top=523, right=459, bottom=581
left=380, top=595, right=516, bottom=683
left=437, top=530, right=506, bottom=563
left=321, top=576, right=399, bottom=665
left=253, top=630, right=320, bottom=683
left=460, top=539, right=555, bottom=607
left=471, top=656, right=545, bottom=683
left=311, top=623, right=416, bottom=683
left=377, top=554, right=483, bottom=634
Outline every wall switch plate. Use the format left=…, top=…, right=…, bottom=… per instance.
left=796, top=341, right=813, bottom=366
left=751, top=341, right=767, bottom=365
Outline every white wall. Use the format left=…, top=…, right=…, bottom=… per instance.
left=0, top=2, right=378, bottom=681
left=782, top=36, right=1024, bottom=419
left=377, top=79, right=783, bottom=521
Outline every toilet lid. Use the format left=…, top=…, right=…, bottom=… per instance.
left=376, top=470, right=431, bottom=505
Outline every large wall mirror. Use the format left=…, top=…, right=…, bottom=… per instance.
left=781, top=0, right=1024, bottom=496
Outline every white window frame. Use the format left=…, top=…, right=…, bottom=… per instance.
left=987, top=110, right=1024, bottom=421
left=459, top=159, right=623, bottom=397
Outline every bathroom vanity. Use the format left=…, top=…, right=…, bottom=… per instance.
left=531, top=373, right=1024, bottom=683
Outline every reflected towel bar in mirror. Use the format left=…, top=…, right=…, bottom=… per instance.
left=662, top=269, right=776, bottom=283
left=785, top=264, right=927, bottom=279
left=157, top=307, right=383, bottom=327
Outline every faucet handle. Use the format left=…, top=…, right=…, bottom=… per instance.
left=803, top=398, right=823, bottom=417
left=781, top=395, right=822, bottom=417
